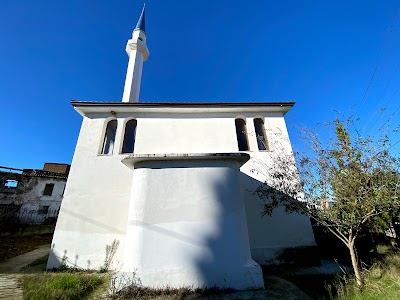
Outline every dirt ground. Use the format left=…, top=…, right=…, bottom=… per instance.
left=0, top=234, right=53, bottom=262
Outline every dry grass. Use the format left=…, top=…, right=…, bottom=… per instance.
left=20, top=272, right=107, bottom=300
left=333, top=251, right=400, bottom=300
left=112, top=284, right=235, bottom=300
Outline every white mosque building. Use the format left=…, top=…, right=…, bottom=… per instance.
left=47, top=7, right=317, bottom=290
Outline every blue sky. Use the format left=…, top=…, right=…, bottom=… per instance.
left=1, top=0, right=399, bottom=169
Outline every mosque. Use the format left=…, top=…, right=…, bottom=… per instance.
left=47, top=6, right=317, bottom=290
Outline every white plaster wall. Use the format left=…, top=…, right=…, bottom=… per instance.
left=48, top=117, right=133, bottom=269
left=240, top=115, right=316, bottom=264
left=122, top=158, right=263, bottom=289
left=134, top=117, right=237, bottom=154
left=49, top=109, right=316, bottom=270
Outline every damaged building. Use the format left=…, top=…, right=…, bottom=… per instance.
left=0, top=163, right=70, bottom=225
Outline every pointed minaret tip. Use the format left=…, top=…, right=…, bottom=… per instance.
left=135, top=5, right=146, bottom=33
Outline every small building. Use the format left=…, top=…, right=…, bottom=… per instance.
left=48, top=7, right=317, bottom=291
left=0, top=163, right=70, bottom=225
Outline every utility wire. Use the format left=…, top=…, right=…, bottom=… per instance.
left=377, top=103, right=400, bottom=133
left=363, top=58, right=400, bottom=133
left=354, top=12, right=400, bottom=119
left=369, top=84, right=400, bottom=134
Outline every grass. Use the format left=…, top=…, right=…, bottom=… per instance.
left=332, top=251, right=400, bottom=300
left=20, top=272, right=107, bottom=300
left=17, top=245, right=400, bottom=300
left=268, top=245, right=400, bottom=300
left=111, top=286, right=237, bottom=300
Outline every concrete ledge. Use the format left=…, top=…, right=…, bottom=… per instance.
left=122, top=153, right=250, bottom=169
left=113, top=261, right=264, bottom=291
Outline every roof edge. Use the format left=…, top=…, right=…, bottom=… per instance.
left=70, top=101, right=295, bottom=108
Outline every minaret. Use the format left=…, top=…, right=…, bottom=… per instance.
left=122, top=6, right=149, bottom=103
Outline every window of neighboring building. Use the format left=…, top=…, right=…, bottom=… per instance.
left=43, top=183, right=54, bottom=196
left=4, top=180, right=18, bottom=188
left=102, top=120, right=118, bottom=155
left=235, top=118, right=249, bottom=151
left=122, top=119, right=137, bottom=153
left=38, top=205, right=49, bottom=215
left=254, top=118, right=268, bottom=150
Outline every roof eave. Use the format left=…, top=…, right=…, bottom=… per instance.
left=71, top=101, right=295, bottom=117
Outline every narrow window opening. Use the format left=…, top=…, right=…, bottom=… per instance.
left=254, top=118, right=268, bottom=150
left=4, top=180, right=18, bottom=188
left=43, top=183, right=54, bottom=196
left=122, top=119, right=137, bottom=153
left=138, top=37, right=143, bottom=41
left=38, top=205, right=49, bottom=215
left=102, top=120, right=118, bottom=155
left=235, top=119, right=249, bottom=151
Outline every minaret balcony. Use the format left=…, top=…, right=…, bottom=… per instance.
left=125, top=39, right=149, bottom=61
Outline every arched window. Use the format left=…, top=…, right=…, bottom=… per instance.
left=235, top=119, right=249, bottom=151
left=254, top=118, right=268, bottom=150
left=122, top=119, right=137, bottom=153
left=101, top=120, right=117, bottom=155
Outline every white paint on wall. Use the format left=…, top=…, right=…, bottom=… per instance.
left=49, top=105, right=316, bottom=290
left=118, top=155, right=264, bottom=289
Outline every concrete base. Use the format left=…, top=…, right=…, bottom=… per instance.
left=114, top=261, right=264, bottom=290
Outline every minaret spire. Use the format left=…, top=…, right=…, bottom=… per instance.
left=122, top=5, right=149, bottom=103
left=135, top=5, right=146, bottom=32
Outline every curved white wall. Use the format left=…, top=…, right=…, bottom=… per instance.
left=121, top=156, right=264, bottom=289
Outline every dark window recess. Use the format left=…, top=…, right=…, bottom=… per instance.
left=38, top=205, right=49, bottom=215
left=254, top=118, right=268, bottom=150
left=43, top=183, right=54, bottom=196
left=122, top=119, right=137, bottom=153
left=235, top=119, right=249, bottom=151
left=102, top=120, right=118, bottom=155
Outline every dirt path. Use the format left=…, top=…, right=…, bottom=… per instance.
left=0, top=244, right=50, bottom=300
left=0, top=276, right=23, bottom=300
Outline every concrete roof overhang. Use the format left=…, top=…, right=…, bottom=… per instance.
left=122, top=153, right=251, bottom=170
left=71, top=101, right=295, bottom=117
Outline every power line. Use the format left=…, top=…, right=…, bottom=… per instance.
left=368, top=84, right=400, bottom=133
left=365, top=33, right=400, bottom=127
left=376, top=103, right=400, bottom=133
left=354, top=12, right=400, bottom=119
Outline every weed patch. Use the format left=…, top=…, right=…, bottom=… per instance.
left=333, top=251, right=400, bottom=300
left=21, top=272, right=106, bottom=300
left=112, top=285, right=236, bottom=300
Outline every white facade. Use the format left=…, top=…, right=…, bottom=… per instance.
left=48, top=103, right=316, bottom=289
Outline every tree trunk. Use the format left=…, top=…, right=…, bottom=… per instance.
left=349, top=241, right=363, bottom=286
